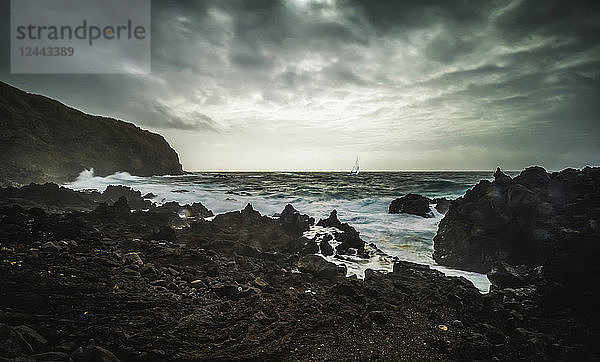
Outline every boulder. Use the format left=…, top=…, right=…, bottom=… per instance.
left=389, top=194, right=433, bottom=218
left=298, top=254, right=340, bottom=280
left=434, top=166, right=600, bottom=275
left=90, top=197, right=131, bottom=222
left=100, top=185, right=151, bottom=210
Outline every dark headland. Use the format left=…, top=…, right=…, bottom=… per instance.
left=0, top=81, right=184, bottom=186
left=1, top=83, right=599, bottom=360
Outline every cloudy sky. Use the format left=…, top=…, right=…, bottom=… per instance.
left=1, top=0, right=599, bottom=171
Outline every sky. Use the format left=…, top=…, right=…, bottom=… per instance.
left=1, top=0, right=599, bottom=171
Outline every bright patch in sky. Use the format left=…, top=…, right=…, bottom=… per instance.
left=2, top=0, right=599, bottom=171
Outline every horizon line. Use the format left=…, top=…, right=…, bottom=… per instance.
left=185, top=169, right=515, bottom=173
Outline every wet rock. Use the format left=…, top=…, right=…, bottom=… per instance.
left=316, top=209, right=343, bottom=229
left=317, top=210, right=365, bottom=256
left=320, top=235, right=334, bottom=256
left=389, top=194, right=433, bottom=218
left=298, top=255, right=339, bottom=280
left=156, top=201, right=214, bottom=219
left=433, top=198, right=451, bottom=214
left=487, top=262, right=529, bottom=289
left=203, top=203, right=306, bottom=254
left=393, top=260, right=430, bottom=273
left=301, top=237, right=319, bottom=256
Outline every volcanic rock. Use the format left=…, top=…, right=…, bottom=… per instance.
left=188, top=203, right=307, bottom=254
left=278, top=204, right=314, bottom=237
left=0, top=81, right=184, bottom=186
left=320, top=235, right=334, bottom=256
left=156, top=201, right=214, bottom=219
left=433, top=197, right=451, bottom=214
left=493, top=167, right=512, bottom=186
left=433, top=166, right=600, bottom=274
left=297, top=255, right=340, bottom=280
left=317, top=210, right=365, bottom=256
left=389, top=194, right=433, bottom=218
left=1, top=186, right=599, bottom=360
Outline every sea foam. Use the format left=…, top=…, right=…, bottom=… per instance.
left=63, top=170, right=491, bottom=293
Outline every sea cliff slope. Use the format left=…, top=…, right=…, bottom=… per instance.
left=0, top=81, right=184, bottom=186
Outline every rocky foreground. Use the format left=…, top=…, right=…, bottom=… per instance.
left=1, top=176, right=599, bottom=360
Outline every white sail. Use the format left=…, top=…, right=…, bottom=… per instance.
left=350, top=156, right=359, bottom=175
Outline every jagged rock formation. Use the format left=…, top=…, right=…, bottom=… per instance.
left=433, top=166, right=600, bottom=274
left=389, top=194, right=450, bottom=217
left=316, top=210, right=366, bottom=256
left=0, top=81, right=184, bottom=186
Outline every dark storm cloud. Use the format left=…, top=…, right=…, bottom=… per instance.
left=1, top=0, right=599, bottom=170
left=341, top=0, right=496, bottom=33
left=494, top=0, right=600, bottom=43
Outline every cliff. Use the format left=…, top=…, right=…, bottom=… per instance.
left=433, top=166, right=600, bottom=273
left=0, top=81, right=185, bottom=186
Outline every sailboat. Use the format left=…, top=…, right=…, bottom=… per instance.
left=349, top=156, right=360, bottom=175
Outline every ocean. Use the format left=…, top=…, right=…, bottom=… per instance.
left=64, top=170, right=510, bottom=293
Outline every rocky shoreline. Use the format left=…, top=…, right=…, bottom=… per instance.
left=1, top=170, right=599, bottom=360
